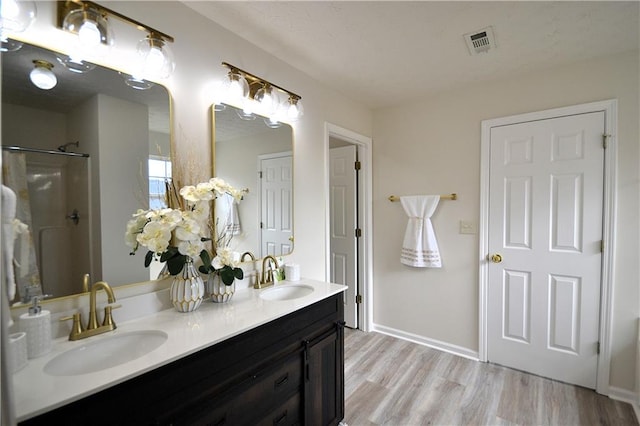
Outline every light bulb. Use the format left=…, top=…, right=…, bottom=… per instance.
left=2, top=0, right=19, bottom=18
left=0, top=0, right=36, bottom=33
left=78, top=20, right=101, bottom=46
left=287, top=97, right=303, bottom=121
left=30, top=60, right=57, bottom=90
left=254, top=84, right=280, bottom=116
left=137, top=37, right=174, bottom=80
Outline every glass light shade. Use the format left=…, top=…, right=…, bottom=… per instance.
left=0, top=37, right=22, bottom=52
left=225, top=70, right=249, bottom=103
left=63, top=8, right=113, bottom=48
left=264, top=117, right=282, bottom=129
left=136, top=37, right=175, bottom=80
left=119, top=72, right=155, bottom=90
left=0, top=0, right=36, bottom=34
left=56, top=54, right=96, bottom=73
left=236, top=105, right=256, bottom=121
left=254, top=84, right=280, bottom=116
left=286, top=97, right=304, bottom=121
left=30, top=61, right=57, bottom=90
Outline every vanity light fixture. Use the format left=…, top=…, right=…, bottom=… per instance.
left=30, top=60, right=57, bottom=90
left=218, top=62, right=303, bottom=125
left=57, top=1, right=175, bottom=79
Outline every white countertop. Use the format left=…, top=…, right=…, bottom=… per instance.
left=13, top=279, right=346, bottom=422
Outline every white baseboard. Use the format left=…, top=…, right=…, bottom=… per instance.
left=608, top=386, right=639, bottom=419
left=372, top=323, right=479, bottom=361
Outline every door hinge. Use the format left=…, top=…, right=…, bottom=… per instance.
left=260, top=222, right=264, bottom=229
left=354, top=161, right=361, bottom=170
left=356, top=294, right=362, bottom=304
left=355, top=228, right=362, bottom=238
left=259, top=171, right=263, bottom=179
left=597, top=341, right=600, bottom=355
left=603, top=134, right=611, bottom=149
left=600, top=240, right=604, bottom=252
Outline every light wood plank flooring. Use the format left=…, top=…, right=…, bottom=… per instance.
left=344, top=329, right=638, bottom=426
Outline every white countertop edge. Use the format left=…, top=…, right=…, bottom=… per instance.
left=14, top=279, right=346, bottom=421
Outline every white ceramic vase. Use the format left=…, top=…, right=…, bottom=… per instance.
left=207, top=273, right=235, bottom=303
left=170, top=258, right=205, bottom=312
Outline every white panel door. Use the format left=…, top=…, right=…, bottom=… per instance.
left=487, top=111, right=604, bottom=389
left=260, top=154, right=293, bottom=257
left=330, top=146, right=358, bottom=328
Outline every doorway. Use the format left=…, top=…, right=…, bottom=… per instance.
left=479, top=100, right=617, bottom=395
left=325, top=123, right=373, bottom=331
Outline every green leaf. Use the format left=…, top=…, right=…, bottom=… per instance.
left=233, top=267, right=244, bottom=280
left=160, top=246, right=178, bottom=263
left=144, top=250, right=154, bottom=268
left=199, top=250, right=212, bottom=273
left=220, top=268, right=235, bottom=285
left=167, top=254, right=186, bottom=275
left=198, top=265, right=209, bottom=275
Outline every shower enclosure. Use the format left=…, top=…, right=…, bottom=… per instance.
left=2, top=146, right=92, bottom=302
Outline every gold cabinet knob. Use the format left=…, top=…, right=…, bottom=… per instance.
left=490, top=253, right=503, bottom=263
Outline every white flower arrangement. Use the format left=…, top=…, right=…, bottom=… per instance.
left=125, top=177, right=247, bottom=277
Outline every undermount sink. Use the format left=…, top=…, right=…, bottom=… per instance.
left=260, top=284, right=314, bottom=301
left=44, top=330, right=168, bottom=376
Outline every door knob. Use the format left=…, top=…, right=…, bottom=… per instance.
left=490, top=253, right=503, bottom=263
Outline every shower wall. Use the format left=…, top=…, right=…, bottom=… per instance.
left=24, top=152, right=90, bottom=297
left=3, top=104, right=92, bottom=299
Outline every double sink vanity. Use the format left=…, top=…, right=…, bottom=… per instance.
left=14, top=279, right=347, bottom=425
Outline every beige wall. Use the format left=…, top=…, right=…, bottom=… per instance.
left=372, top=49, right=639, bottom=392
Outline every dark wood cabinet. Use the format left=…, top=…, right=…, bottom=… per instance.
left=21, top=294, right=344, bottom=426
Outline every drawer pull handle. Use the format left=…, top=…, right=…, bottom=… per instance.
left=273, top=410, right=288, bottom=425
left=274, top=373, right=289, bottom=388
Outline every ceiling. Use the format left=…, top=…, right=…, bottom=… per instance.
left=1, top=41, right=170, bottom=133
left=184, top=1, right=640, bottom=109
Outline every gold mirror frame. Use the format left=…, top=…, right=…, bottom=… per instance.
left=211, top=104, right=294, bottom=263
left=3, top=38, right=173, bottom=307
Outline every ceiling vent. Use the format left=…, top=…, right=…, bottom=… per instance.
left=464, top=26, right=496, bottom=55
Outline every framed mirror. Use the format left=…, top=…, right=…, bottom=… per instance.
left=2, top=39, right=172, bottom=305
left=212, top=105, right=293, bottom=261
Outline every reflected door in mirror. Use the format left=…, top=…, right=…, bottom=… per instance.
left=260, top=153, right=293, bottom=257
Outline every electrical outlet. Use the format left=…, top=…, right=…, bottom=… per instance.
left=459, top=220, right=477, bottom=234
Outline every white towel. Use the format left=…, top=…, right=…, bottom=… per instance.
left=2, top=185, right=17, bottom=300
left=400, top=195, right=442, bottom=268
left=220, top=193, right=241, bottom=236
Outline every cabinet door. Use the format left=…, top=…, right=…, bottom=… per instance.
left=304, top=322, right=345, bottom=426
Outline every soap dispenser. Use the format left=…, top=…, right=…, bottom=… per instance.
left=19, top=295, right=52, bottom=359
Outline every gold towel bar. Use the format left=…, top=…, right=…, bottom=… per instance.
left=388, top=193, right=457, bottom=202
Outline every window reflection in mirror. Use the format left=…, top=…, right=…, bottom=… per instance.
left=213, top=105, right=293, bottom=260
left=2, top=39, right=172, bottom=305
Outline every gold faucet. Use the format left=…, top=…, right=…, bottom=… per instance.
left=240, top=251, right=256, bottom=262
left=61, top=281, right=120, bottom=341
left=255, top=255, right=279, bottom=289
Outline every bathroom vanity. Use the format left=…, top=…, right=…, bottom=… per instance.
left=15, top=280, right=346, bottom=425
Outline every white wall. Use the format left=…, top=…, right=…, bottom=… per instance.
left=372, top=49, right=639, bottom=392
left=96, top=94, right=149, bottom=285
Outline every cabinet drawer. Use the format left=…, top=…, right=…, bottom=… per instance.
left=256, top=392, right=303, bottom=426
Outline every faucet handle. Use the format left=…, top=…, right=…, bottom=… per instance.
left=60, top=312, right=84, bottom=341
left=102, top=304, right=121, bottom=328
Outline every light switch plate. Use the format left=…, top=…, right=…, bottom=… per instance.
left=459, top=220, right=477, bottom=234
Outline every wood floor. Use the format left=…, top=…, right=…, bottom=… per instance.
left=344, top=329, right=638, bottom=426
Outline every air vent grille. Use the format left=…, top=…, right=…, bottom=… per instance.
left=464, top=26, right=496, bottom=55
